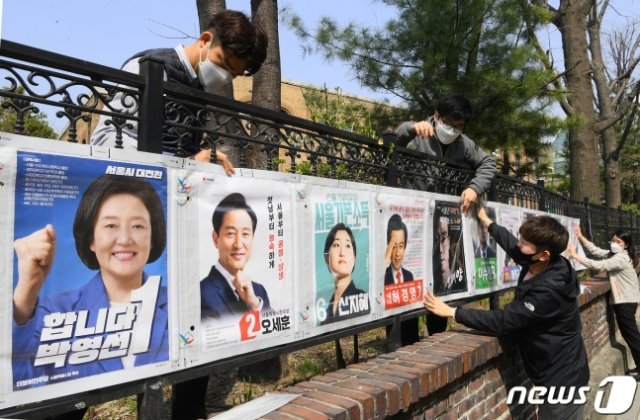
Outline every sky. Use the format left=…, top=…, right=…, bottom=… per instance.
left=0, top=0, right=638, bottom=133
left=0, top=0, right=399, bottom=103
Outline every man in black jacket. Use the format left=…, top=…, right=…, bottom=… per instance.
left=424, top=202, right=589, bottom=420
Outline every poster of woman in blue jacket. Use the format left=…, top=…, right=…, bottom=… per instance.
left=11, top=152, right=168, bottom=391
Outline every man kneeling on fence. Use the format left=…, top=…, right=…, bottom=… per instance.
left=424, top=202, right=589, bottom=420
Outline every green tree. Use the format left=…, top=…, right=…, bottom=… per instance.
left=525, top=1, right=640, bottom=206
left=284, top=0, right=565, bottom=168
left=302, top=85, right=405, bottom=138
left=0, top=93, right=57, bottom=139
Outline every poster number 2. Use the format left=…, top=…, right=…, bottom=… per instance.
left=239, top=311, right=261, bottom=341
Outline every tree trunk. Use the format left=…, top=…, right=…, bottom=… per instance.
left=588, top=4, right=621, bottom=207
left=247, top=0, right=281, bottom=170
left=557, top=0, right=601, bottom=202
left=601, top=126, right=622, bottom=206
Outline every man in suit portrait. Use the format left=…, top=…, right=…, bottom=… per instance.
left=384, top=214, right=419, bottom=345
left=384, top=214, right=415, bottom=285
left=474, top=214, right=496, bottom=259
left=201, top=192, right=271, bottom=320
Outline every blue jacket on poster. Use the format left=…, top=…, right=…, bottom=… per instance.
left=12, top=272, right=169, bottom=390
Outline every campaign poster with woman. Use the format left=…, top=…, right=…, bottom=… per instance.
left=7, top=151, right=170, bottom=399
left=312, top=186, right=371, bottom=326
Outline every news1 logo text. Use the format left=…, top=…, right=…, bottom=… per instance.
left=507, top=376, right=637, bottom=415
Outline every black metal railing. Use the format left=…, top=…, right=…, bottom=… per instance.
left=1, top=40, right=639, bottom=419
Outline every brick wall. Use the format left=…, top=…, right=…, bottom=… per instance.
left=259, top=281, right=611, bottom=419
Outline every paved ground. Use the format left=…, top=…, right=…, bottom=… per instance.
left=587, top=310, right=640, bottom=420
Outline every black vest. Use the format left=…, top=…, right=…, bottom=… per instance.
left=125, top=48, right=203, bottom=156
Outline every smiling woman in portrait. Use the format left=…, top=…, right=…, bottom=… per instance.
left=12, top=174, right=168, bottom=389
left=321, top=223, right=370, bottom=324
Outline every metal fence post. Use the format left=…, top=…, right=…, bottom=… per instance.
left=584, top=197, right=593, bottom=239
left=138, top=55, right=165, bottom=154
left=536, top=179, right=546, bottom=212
left=383, top=131, right=399, bottom=188
left=137, top=378, right=164, bottom=420
left=487, top=175, right=497, bottom=202
left=618, top=205, right=624, bottom=230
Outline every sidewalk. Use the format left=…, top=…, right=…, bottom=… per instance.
left=587, top=309, right=640, bottom=420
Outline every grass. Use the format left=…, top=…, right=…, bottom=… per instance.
left=77, top=292, right=519, bottom=418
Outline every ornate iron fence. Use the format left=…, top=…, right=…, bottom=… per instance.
left=1, top=40, right=639, bottom=419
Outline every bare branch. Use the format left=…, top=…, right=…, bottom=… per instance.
left=523, top=5, right=573, bottom=114
left=611, top=91, right=640, bottom=160
left=147, top=18, right=197, bottom=40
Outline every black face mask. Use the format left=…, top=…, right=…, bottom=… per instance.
left=519, top=250, right=541, bottom=266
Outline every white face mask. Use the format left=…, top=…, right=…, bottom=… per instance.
left=610, top=242, right=624, bottom=254
left=435, top=120, right=461, bottom=145
left=198, top=44, right=233, bottom=89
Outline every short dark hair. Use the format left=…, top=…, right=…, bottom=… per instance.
left=323, top=223, right=357, bottom=270
left=212, top=193, right=257, bottom=234
left=386, top=214, right=407, bottom=246
left=73, top=174, right=166, bottom=270
left=437, top=94, right=473, bottom=122
left=519, top=216, right=568, bottom=257
left=612, top=229, right=638, bottom=267
left=206, top=10, right=268, bottom=75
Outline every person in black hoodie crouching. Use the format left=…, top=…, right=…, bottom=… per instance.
left=424, top=201, right=589, bottom=420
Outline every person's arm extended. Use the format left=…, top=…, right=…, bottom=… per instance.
left=424, top=288, right=561, bottom=335
left=568, top=247, right=629, bottom=273
left=475, top=202, right=521, bottom=261
left=463, top=137, right=496, bottom=196
left=395, top=121, right=419, bottom=147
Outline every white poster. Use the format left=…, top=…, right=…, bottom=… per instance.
left=376, top=192, right=426, bottom=316
left=496, top=204, right=523, bottom=285
left=180, top=170, right=295, bottom=365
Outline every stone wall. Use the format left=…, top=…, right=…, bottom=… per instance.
left=258, top=281, right=612, bottom=419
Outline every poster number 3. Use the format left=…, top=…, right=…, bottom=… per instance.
left=239, top=311, right=261, bottom=341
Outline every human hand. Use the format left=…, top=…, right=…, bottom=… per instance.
left=192, top=148, right=211, bottom=163
left=423, top=291, right=456, bottom=318
left=460, top=187, right=478, bottom=215
left=384, top=240, right=395, bottom=268
left=411, top=120, right=435, bottom=138
left=215, top=151, right=235, bottom=176
left=566, top=243, right=576, bottom=257
left=574, top=226, right=584, bottom=240
left=191, top=149, right=235, bottom=177
left=233, top=270, right=260, bottom=310
left=475, top=199, right=493, bottom=227
left=13, top=224, right=56, bottom=324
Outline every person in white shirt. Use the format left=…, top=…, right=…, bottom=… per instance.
left=91, top=10, right=268, bottom=177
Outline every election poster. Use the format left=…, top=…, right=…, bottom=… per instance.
left=187, top=170, right=294, bottom=364
left=310, top=185, right=372, bottom=327
left=565, top=217, right=587, bottom=271
left=376, top=192, right=425, bottom=314
left=3, top=149, right=172, bottom=406
left=497, top=204, right=522, bottom=285
left=467, top=205, right=498, bottom=291
left=432, top=200, right=467, bottom=296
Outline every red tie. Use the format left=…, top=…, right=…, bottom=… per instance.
left=396, top=271, right=402, bottom=284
